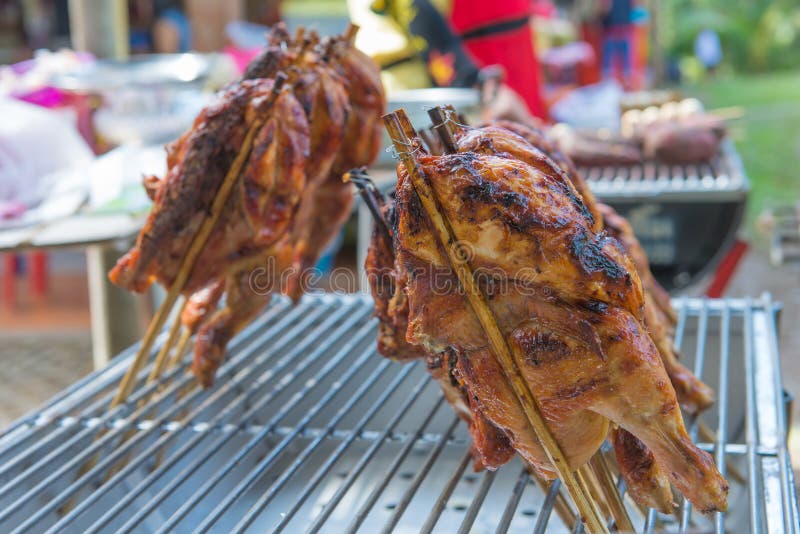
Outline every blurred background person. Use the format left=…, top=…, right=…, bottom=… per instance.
left=152, top=0, right=191, bottom=53
left=600, top=0, right=634, bottom=88
left=349, top=0, right=545, bottom=123
left=694, top=27, right=722, bottom=77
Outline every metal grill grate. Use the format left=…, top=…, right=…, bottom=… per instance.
left=580, top=141, right=748, bottom=201
left=0, top=294, right=796, bottom=533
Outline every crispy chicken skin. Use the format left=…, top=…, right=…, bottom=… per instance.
left=599, top=203, right=712, bottom=413
left=482, top=119, right=603, bottom=227
left=192, top=240, right=293, bottom=387
left=109, top=81, right=309, bottom=294
left=113, top=25, right=386, bottom=388
left=387, top=151, right=727, bottom=513
left=611, top=426, right=674, bottom=512
left=181, top=280, right=226, bottom=334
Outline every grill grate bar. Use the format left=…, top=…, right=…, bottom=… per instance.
left=420, top=450, right=473, bottom=534
left=743, top=298, right=765, bottom=532
left=714, top=303, right=731, bottom=533
left=300, top=374, right=438, bottom=532
left=27, top=298, right=336, bottom=530
left=0, top=295, right=795, bottom=533
left=458, top=469, right=496, bottom=533
left=579, top=141, right=746, bottom=199
left=339, top=383, right=443, bottom=534
left=763, top=294, right=799, bottom=532
left=679, top=299, right=709, bottom=533
left=0, top=300, right=293, bottom=488
left=83, top=298, right=363, bottom=532
left=534, top=479, right=564, bottom=534
left=227, top=359, right=410, bottom=533
left=143, top=312, right=376, bottom=532
left=381, top=415, right=462, bottom=533
left=45, top=299, right=348, bottom=533
left=494, top=466, right=530, bottom=534
left=191, top=326, right=382, bottom=533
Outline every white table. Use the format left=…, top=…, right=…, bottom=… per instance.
left=0, top=212, right=147, bottom=369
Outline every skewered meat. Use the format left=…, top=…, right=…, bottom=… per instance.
left=193, top=238, right=293, bottom=386
left=331, top=34, right=385, bottom=174
left=641, top=121, right=722, bottom=164
left=610, top=426, right=674, bottom=512
left=549, top=124, right=643, bottom=167
left=390, top=149, right=727, bottom=512
left=462, top=121, right=603, bottom=232
left=109, top=78, right=309, bottom=294
left=111, top=24, right=385, bottom=387
left=181, top=280, right=225, bottom=334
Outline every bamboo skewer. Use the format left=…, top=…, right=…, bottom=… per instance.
left=590, top=453, right=635, bottom=532
left=383, top=110, right=608, bottom=534
left=579, top=464, right=612, bottom=522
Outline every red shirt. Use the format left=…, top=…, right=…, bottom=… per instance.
left=449, top=0, right=546, bottom=119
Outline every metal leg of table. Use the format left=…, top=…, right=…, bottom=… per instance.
left=86, top=244, right=143, bottom=369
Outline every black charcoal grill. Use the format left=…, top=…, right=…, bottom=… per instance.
left=582, top=139, right=749, bottom=291
left=0, top=293, right=795, bottom=533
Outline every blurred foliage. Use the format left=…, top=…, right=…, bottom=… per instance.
left=664, top=0, right=800, bottom=73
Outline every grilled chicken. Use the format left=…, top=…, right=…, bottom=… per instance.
left=610, top=426, right=674, bottom=512
left=366, top=113, right=728, bottom=513
left=111, top=24, right=385, bottom=387
left=454, top=119, right=713, bottom=507
left=477, top=121, right=698, bottom=410
left=392, top=150, right=726, bottom=512
left=109, top=79, right=309, bottom=294
left=181, top=280, right=225, bottom=334
left=193, top=239, right=293, bottom=386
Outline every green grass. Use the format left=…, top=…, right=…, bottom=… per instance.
left=686, top=71, right=800, bottom=240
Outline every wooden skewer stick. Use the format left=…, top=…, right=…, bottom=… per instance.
left=579, top=464, right=612, bottom=522
left=144, top=303, right=187, bottom=386
left=590, top=452, right=635, bottom=532
left=343, top=23, right=359, bottom=44
left=383, top=109, right=608, bottom=534
left=168, top=328, right=193, bottom=370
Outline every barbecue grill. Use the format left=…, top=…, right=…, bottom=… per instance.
left=582, top=139, right=749, bottom=291
left=0, top=293, right=795, bottom=533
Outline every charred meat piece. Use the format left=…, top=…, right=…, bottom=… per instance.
left=109, top=79, right=309, bottom=294
left=368, top=144, right=727, bottom=512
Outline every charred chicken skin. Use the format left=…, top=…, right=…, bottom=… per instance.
left=366, top=125, right=727, bottom=513
left=111, top=25, right=385, bottom=387
left=477, top=121, right=702, bottom=410
left=109, top=79, right=309, bottom=294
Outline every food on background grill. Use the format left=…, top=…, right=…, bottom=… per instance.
left=549, top=123, right=644, bottom=167
left=109, top=24, right=385, bottom=387
left=366, top=117, right=727, bottom=513
left=622, top=103, right=728, bottom=164
left=640, top=119, right=724, bottom=164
